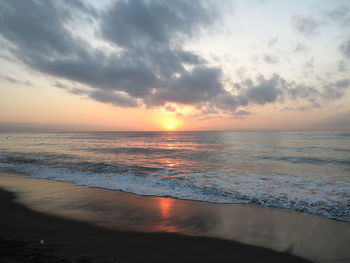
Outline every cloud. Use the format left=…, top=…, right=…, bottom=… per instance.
left=292, top=15, right=319, bottom=37
left=0, top=74, right=33, bottom=86
left=226, top=75, right=350, bottom=112
left=101, top=0, right=216, bottom=49
left=324, top=6, right=350, bottom=26
left=0, top=0, right=224, bottom=109
left=304, top=57, right=314, bottom=70
left=293, top=43, right=308, bottom=53
left=284, top=78, right=350, bottom=111
left=234, top=110, right=251, bottom=117
left=0, top=1, right=80, bottom=57
left=149, top=66, right=223, bottom=106
left=302, top=57, right=314, bottom=77
left=291, top=7, right=349, bottom=39
left=0, top=0, right=348, bottom=119
left=88, top=90, right=139, bottom=107
left=263, top=54, right=279, bottom=64
left=54, top=82, right=86, bottom=95
left=165, top=105, right=176, bottom=112
left=236, top=67, right=247, bottom=79
left=241, top=74, right=284, bottom=104
left=267, top=36, right=278, bottom=47
left=339, top=38, right=350, bottom=59
left=288, top=79, right=350, bottom=105
left=287, top=83, right=320, bottom=101
left=322, top=79, right=350, bottom=100
left=338, top=60, right=347, bottom=72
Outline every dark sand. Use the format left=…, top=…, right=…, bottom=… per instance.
left=0, top=171, right=349, bottom=262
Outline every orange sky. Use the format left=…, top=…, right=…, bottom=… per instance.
left=0, top=0, right=349, bottom=131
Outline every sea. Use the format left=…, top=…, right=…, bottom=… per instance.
left=0, top=131, right=349, bottom=221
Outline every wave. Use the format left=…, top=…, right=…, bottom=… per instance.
left=0, top=151, right=156, bottom=175
left=1, top=163, right=349, bottom=222
left=88, top=147, right=187, bottom=155
left=1, top=144, right=349, bottom=222
left=260, top=155, right=350, bottom=167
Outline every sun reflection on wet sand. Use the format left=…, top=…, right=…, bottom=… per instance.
left=159, top=197, right=173, bottom=218
left=1, top=172, right=349, bottom=263
left=156, top=197, right=179, bottom=232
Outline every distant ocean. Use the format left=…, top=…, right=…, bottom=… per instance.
left=0, top=131, right=349, bottom=221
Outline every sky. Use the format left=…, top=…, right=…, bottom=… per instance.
left=0, top=0, right=349, bottom=131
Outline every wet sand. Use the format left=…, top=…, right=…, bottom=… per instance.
left=0, top=170, right=349, bottom=262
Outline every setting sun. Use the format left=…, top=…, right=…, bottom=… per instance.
left=160, top=118, right=181, bottom=131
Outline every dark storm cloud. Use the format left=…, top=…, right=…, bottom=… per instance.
left=292, top=15, right=319, bottom=37
left=241, top=74, right=284, bottom=104
left=88, top=90, right=139, bottom=107
left=223, top=75, right=350, bottom=112
left=40, top=51, right=158, bottom=98
left=0, top=0, right=83, bottom=56
left=199, top=73, right=350, bottom=115
left=149, top=66, right=223, bottom=106
left=62, top=0, right=98, bottom=17
left=101, top=0, right=216, bottom=48
left=211, top=75, right=289, bottom=113
left=99, top=0, right=214, bottom=80
left=0, top=0, right=224, bottom=108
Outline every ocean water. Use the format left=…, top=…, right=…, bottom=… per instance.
left=0, top=131, right=349, bottom=221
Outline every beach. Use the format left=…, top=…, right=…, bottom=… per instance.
left=1, top=171, right=349, bottom=263
left=1, top=0, right=350, bottom=261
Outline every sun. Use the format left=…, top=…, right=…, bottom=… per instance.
left=166, top=123, right=174, bottom=130
left=160, top=118, right=181, bottom=131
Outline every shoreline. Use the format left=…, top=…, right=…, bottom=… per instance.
left=0, top=189, right=313, bottom=263
left=30, top=181, right=350, bottom=224
left=0, top=185, right=311, bottom=262
left=5, top=166, right=348, bottom=222
left=1, top=170, right=349, bottom=262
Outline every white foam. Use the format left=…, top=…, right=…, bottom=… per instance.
left=4, top=164, right=350, bottom=221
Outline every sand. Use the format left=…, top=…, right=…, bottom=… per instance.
left=0, top=170, right=349, bottom=262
